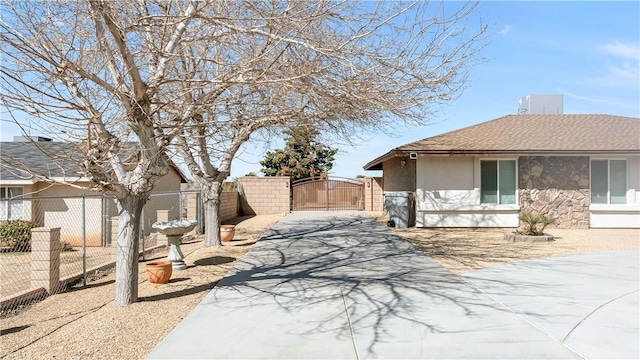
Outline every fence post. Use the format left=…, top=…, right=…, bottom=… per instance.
left=80, top=196, right=86, bottom=286
left=31, top=227, right=61, bottom=295
left=110, top=216, right=118, bottom=246
left=140, top=208, right=145, bottom=260
left=180, top=192, right=184, bottom=220
left=197, top=193, right=204, bottom=234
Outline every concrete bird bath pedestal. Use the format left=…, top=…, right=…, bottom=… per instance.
left=152, top=219, right=198, bottom=271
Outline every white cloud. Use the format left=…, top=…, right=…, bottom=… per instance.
left=581, top=41, right=640, bottom=89
left=498, top=25, right=512, bottom=36
left=600, top=41, right=640, bottom=61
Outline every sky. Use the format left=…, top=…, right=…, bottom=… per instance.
left=1, top=1, right=639, bottom=180
left=232, top=0, right=640, bottom=179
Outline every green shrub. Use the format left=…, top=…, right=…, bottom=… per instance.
left=517, top=212, right=556, bottom=236
left=0, top=220, right=38, bottom=251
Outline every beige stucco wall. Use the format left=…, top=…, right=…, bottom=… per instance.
left=382, top=157, right=416, bottom=192
left=415, top=155, right=519, bottom=228
left=34, top=183, right=104, bottom=246
left=152, top=167, right=184, bottom=192
left=416, top=156, right=477, bottom=206
left=6, top=166, right=186, bottom=247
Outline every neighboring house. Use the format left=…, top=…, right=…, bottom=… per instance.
left=364, top=114, right=640, bottom=229
left=0, top=137, right=188, bottom=246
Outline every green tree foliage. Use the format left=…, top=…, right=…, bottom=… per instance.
left=260, top=127, right=337, bottom=180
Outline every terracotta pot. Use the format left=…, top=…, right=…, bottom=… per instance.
left=220, top=225, right=236, bottom=242
left=145, top=261, right=172, bottom=284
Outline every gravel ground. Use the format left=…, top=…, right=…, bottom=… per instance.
left=390, top=224, right=640, bottom=274
left=1, top=212, right=638, bottom=359
left=0, top=214, right=282, bottom=360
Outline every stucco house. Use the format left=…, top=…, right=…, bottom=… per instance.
left=364, top=114, right=640, bottom=229
left=0, top=137, right=188, bottom=246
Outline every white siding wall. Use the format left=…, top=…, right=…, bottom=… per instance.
left=415, top=156, right=519, bottom=228
left=590, top=155, right=640, bottom=228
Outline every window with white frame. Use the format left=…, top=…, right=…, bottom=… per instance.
left=591, top=159, right=627, bottom=204
left=0, top=187, right=24, bottom=220
left=480, top=160, right=517, bottom=204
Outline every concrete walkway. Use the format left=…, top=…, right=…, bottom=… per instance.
left=148, top=212, right=638, bottom=359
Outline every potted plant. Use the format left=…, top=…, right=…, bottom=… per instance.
left=145, top=261, right=172, bottom=284
left=504, top=211, right=556, bottom=242
left=220, top=224, right=236, bottom=242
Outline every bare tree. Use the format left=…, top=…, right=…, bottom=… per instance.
left=167, top=0, right=487, bottom=246
left=0, top=0, right=201, bottom=306
left=1, top=0, right=486, bottom=304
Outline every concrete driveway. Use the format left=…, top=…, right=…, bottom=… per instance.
left=148, top=211, right=638, bottom=359
left=463, top=250, right=639, bottom=359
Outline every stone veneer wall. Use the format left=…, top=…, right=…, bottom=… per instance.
left=518, top=156, right=590, bottom=229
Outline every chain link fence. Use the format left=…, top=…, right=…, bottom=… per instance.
left=0, top=191, right=203, bottom=314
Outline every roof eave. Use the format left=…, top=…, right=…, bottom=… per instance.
left=364, top=148, right=640, bottom=169
left=363, top=150, right=405, bottom=170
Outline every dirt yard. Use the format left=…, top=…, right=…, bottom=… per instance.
left=390, top=226, right=640, bottom=274
left=1, top=212, right=638, bottom=359
left=0, top=214, right=282, bottom=360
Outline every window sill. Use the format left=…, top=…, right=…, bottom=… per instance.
left=418, top=204, right=520, bottom=212
left=590, top=204, right=640, bottom=212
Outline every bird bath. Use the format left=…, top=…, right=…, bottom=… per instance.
left=152, top=219, right=198, bottom=271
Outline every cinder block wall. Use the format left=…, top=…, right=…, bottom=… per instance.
left=238, top=177, right=291, bottom=215
left=364, top=177, right=384, bottom=211
left=184, top=193, right=198, bottom=221
left=183, top=191, right=239, bottom=223
left=219, top=191, right=239, bottom=221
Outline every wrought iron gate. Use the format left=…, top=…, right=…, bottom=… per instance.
left=291, top=177, right=365, bottom=211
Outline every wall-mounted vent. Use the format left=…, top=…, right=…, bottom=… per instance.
left=409, top=152, right=418, bottom=160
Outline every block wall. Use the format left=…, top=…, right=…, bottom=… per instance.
left=363, top=177, right=384, bottom=211
left=219, top=191, right=239, bottom=221
left=238, top=177, right=291, bottom=215
left=183, top=191, right=239, bottom=224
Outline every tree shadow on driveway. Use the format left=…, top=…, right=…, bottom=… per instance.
left=189, top=213, right=580, bottom=359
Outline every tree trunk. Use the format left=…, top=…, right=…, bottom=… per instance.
left=114, top=194, right=145, bottom=306
left=202, top=181, right=223, bottom=247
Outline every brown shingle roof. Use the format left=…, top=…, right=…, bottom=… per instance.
left=364, top=114, right=640, bottom=170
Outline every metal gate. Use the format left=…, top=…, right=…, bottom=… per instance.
left=292, top=177, right=365, bottom=211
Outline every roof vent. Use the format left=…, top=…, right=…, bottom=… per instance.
left=409, top=152, right=418, bottom=160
